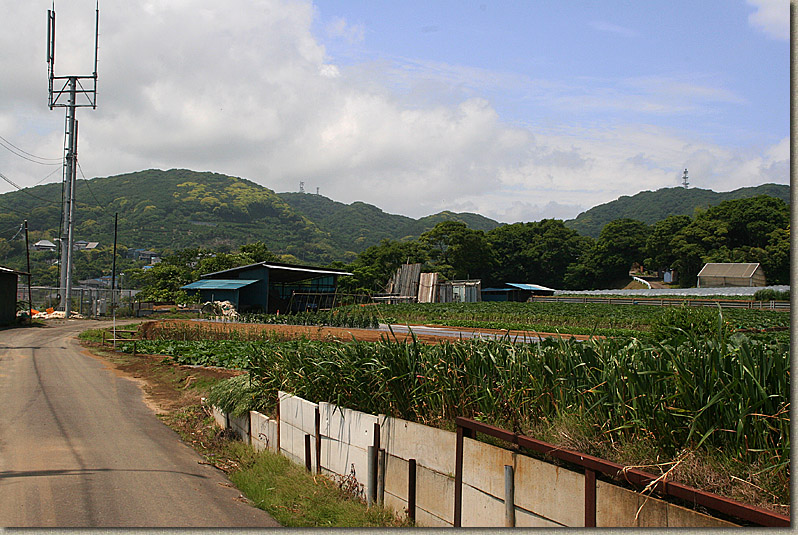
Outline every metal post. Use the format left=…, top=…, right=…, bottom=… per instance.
left=315, top=407, right=321, bottom=474
left=377, top=449, right=386, bottom=506
left=304, top=434, right=312, bottom=472
left=24, top=221, right=32, bottom=322
left=585, top=469, right=597, bottom=527
left=454, top=424, right=474, bottom=527
left=368, top=422, right=380, bottom=506
left=504, top=465, right=515, bottom=527
left=408, top=458, right=417, bottom=523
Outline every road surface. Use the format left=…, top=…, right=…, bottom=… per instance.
left=0, top=320, right=280, bottom=528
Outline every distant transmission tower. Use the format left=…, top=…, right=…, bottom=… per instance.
left=682, top=168, right=689, bottom=188
left=47, top=3, right=99, bottom=318
left=299, top=181, right=305, bottom=193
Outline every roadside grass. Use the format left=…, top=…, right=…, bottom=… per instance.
left=162, top=404, right=406, bottom=528
left=229, top=445, right=408, bottom=528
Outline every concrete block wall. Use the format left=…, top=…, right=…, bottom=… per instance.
left=278, top=391, right=318, bottom=467
left=250, top=411, right=278, bottom=453
left=318, top=402, right=378, bottom=492
left=381, top=416, right=456, bottom=525
left=211, top=393, right=742, bottom=528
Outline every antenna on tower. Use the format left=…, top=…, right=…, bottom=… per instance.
left=299, top=181, right=305, bottom=193
left=682, top=169, right=689, bottom=189
left=46, top=3, right=100, bottom=318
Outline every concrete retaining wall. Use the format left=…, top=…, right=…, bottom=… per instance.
left=210, top=393, right=740, bottom=528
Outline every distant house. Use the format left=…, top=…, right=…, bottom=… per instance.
left=697, top=263, right=766, bottom=288
left=128, top=249, right=160, bottom=264
left=33, top=239, right=57, bottom=251
left=482, top=283, right=556, bottom=302
left=182, top=261, right=352, bottom=313
left=0, top=265, right=28, bottom=325
left=78, top=275, right=112, bottom=289
left=74, top=241, right=100, bottom=250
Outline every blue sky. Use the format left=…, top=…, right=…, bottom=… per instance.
left=0, top=0, right=789, bottom=224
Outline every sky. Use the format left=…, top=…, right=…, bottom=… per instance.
left=0, top=0, right=789, bottom=224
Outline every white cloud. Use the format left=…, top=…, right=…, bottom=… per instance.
left=0, top=0, right=788, bottom=229
left=589, top=21, right=638, bottom=38
left=747, top=0, right=789, bottom=41
left=326, top=16, right=365, bottom=44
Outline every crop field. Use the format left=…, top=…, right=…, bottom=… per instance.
left=115, top=303, right=790, bottom=510
left=367, top=301, right=790, bottom=340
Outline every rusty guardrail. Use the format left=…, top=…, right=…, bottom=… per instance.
left=454, top=417, right=789, bottom=528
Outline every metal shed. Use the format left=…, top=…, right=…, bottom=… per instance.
left=697, top=263, right=766, bottom=288
left=482, top=283, right=556, bottom=302
left=183, top=261, right=352, bottom=314
left=0, top=266, right=28, bottom=325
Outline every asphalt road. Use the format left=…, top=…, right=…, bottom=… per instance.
left=0, top=320, right=280, bottom=528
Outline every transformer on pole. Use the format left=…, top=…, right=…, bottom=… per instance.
left=47, top=3, right=99, bottom=318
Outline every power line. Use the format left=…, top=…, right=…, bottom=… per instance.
left=0, top=171, right=61, bottom=205
left=0, top=135, right=62, bottom=165
left=0, top=222, right=24, bottom=238
left=0, top=134, right=62, bottom=161
left=77, top=160, right=107, bottom=214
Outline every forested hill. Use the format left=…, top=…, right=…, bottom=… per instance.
left=0, top=169, right=499, bottom=264
left=277, top=192, right=500, bottom=252
left=565, top=184, right=790, bottom=238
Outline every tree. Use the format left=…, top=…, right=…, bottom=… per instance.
left=239, top=241, right=279, bottom=263
left=419, top=221, right=493, bottom=280
left=588, top=219, right=650, bottom=287
left=339, top=239, right=429, bottom=293
left=487, top=220, right=591, bottom=288
left=644, top=215, right=691, bottom=271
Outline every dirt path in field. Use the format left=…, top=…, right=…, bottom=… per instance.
left=140, top=319, right=601, bottom=343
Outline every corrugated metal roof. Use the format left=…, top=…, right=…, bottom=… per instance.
left=0, top=265, right=28, bottom=276
left=697, top=263, right=760, bottom=279
left=482, top=287, right=515, bottom=292
left=201, top=261, right=352, bottom=278
left=181, top=279, right=259, bottom=290
left=506, top=283, right=557, bottom=292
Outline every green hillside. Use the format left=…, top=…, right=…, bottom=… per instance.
left=0, top=169, right=501, bottom=268
left=277, top=193, right=501, bottom=251
left=565, top=184, right=791, bottom=237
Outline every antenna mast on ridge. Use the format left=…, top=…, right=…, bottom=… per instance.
left=682, top=168, right=689, bottom=189
left=47, top=2, right=100, bottom=318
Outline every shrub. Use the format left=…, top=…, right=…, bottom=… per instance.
left=754, top=289, right=789, bottom=301
left=649, top=305, right=731, bottom=342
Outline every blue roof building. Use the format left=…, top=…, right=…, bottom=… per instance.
left=481, top=282, right=556, bottom=302
left=182, top=261, right=352, bottom=313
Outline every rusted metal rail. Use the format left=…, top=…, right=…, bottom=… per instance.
left=454, top=417, right=789, bottom=528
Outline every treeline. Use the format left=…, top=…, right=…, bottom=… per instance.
left=334, top=194, right=790, bottom=292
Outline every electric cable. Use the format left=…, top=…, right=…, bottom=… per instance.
left=0, top=171, right=61, bottom=205
left=76, top=160, right=108, bottom=214
left=0, top=139, right=62, bottom=165
left=0, top=134, right=62, bottom=161
left=0, top=222, right=24, bottom=238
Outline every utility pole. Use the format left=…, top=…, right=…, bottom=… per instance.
left=47, top=4, right=99, bottom=318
